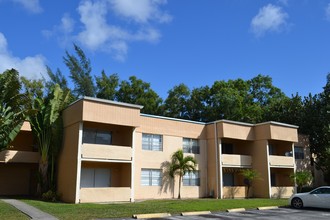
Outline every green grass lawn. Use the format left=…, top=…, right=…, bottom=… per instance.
left=0, top=200, right=29, bottom=220
left=23, top=198, right=288, bottom=220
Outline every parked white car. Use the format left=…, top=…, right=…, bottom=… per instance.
left=289, top=186, right=330, bottom=209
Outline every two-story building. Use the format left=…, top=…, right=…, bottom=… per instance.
left=1, top=97, right=312, bottom=203
left=55, top=97, right=298, bottom=203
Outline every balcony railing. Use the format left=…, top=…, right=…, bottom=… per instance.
left=0, top=150, right=39, bottom=163
left=221, top=154, right=252, bottom=167
left=80, top=187, right=131, bottom=203
left=271, top=186, right=295, bottom=198
left=223, top=186, right=248, bottom=198
left=269, top=155, right=294, bottom=167
left=81, top=144, right=132, bottom=161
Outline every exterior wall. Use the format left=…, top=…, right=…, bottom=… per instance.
left=57, top=122, right=80, bottom=203
left=206, top=124, right=218, bottom=198
left=251, top=140, right=270, bottom=198
left=0, top=123, right=38, bottom=196
left=134, top=116, right=207, bottom=200
left=8, top=98, right=308, bottom=202
left=218, top=121, right=254, bottom=140
left=82, top=99, right=141, bottom=127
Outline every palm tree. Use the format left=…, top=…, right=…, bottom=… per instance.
left=169, top=149, right=197, bottom=199
left=29, top=84, right=70, bottom=194
left=241, top=169, right=259, bottom=198
left=0, top=69, right=34, bottom=151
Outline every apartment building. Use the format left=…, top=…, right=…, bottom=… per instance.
left=1, top=97, right=307, bottom=203
left=0, top=122, right=39, bottom=195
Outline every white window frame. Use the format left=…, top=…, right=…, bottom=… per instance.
left=142, top=133, right=163, bottom=151
left=183, top=138, right=200, bottom=154
left=141, top=169, right=162, bottom=186
left=183, top=171, right=200, bottom=186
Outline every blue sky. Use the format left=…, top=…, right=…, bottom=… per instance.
left=1, top=0, right=330, bottom=99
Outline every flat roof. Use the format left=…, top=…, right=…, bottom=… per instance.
left=141, top=114, right=206, bottom=125
left=66, top=96, right=144, bottom=110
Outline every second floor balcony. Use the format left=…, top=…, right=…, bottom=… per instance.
left=269, top=155, right=294, bottom=167
left=81, top=144, right=132, bottom=161
left=221, top=154, right=252, bottom=167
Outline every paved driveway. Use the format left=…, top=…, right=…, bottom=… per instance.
left=161, top=208, right=330, bottom=220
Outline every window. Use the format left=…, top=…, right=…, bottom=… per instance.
left=222, top=143, right=233, bottom=154
left=294, top=146, right=304, bottom=159
left=223, top=173, right=234, bottom=186
left=83, top=128, right=112, bottom=145
left=183, top=171, right=200, bottom=186
left=141, top=169, right=162, bottom=186
left=142, top=134, right=163, bottom=151
left=183, top=138, right=200, bottom=154
left=80, top=168, right=111, bottom=188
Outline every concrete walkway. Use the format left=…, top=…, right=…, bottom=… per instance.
left=2, top=199, right=58, bottom=220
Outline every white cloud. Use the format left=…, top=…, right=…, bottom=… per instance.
left=109, top=0, right=172, bottom=23
left=42, top=13, right=75, bottom=47
left=326, top=3, right=330, bottom=21
left=0, top=32, right=46, bottom=79
left=74, top=0, right=168, bottom=61
left=12, top=0, right=43, bottom=13
left=251, top=4, right=289, bottom=37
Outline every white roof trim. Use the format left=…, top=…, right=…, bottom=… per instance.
left=140, top=114, right=206, bottom=125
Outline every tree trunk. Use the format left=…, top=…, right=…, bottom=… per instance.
left=178, top=174, right=182, bottom=199
left=38, top=157, right=48, bottom=195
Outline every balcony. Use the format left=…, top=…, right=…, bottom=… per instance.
left=0, top=150, right=39, bottom=163
left=223, top=186, right=249, bottom=198
left=79, top=187, right=131, bottom=203
left=81, top=144, right=132, bottom=161
left=269, top=155, right=294, bottom=167
left=222, top=154, right=252, bottom=167
left=271, top=186, right=295, bottom=198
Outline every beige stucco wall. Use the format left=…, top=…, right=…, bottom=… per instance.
left=82, top=99, right=140, bottom=127
left=57, top=122, right=80, bottom=203
left=80, top=187, right=131, bottom=203
left=206, top=124, right=218, bottom=198
left=134, top=116, right=207, bottom=200
left=82, top=144, right=132, bottom=161
left=255, top=123, right=298, bottom=142
left=271, top=186, right=295, bottom=198
left=9, top=130, right=34, bottom=151
left=218, top=122, right=254, bottom=140
left=250, top=140, right=269, bottom=198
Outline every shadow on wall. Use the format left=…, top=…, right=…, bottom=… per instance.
left=159, top=161, right=175, bottom=198
left=272, top=186, right=287, bottom=199
left=223, top=187, right=240, bottom=199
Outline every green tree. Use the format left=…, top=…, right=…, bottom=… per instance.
left=63, top=44, right=96, bottom=98
left=187, top=86, right=211, bottom=122
left=96, top=71, right=119, bottom=100
left=169, top=149, right=197, bottom=199
left=46, top=66, right=71, bottom=94
left=116, top=76, right=162, bottom=114
left=28, top=84, right=70, bottom=194
left=241, top=169, right=259, bottom=198
left=164, top=83, right=190, bottom=119
left=290, top=171, right=313, bottom=193
left=0, top=69, right=33, bottom=151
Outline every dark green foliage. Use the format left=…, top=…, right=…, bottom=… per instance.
left=164, top=83, right=190, bottom=119
left=116, top=76, right=163, bottom=114
left=0, top=69, right=34, bottom=151
left=96, top=71, right=119, bottom=100
left=63, top=44, right=96, bottom=98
